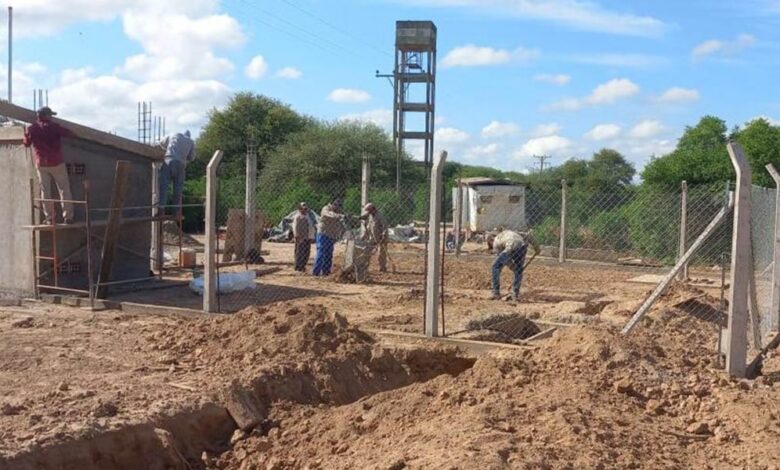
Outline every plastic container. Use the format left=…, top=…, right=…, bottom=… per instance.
left=189, top=270, right=256, bottom=295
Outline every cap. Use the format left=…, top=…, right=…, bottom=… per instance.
left=299, top=202, right=308, bottom=209
left=363, top=203, right=375, bottom=212
left=37, top=106, right=57, bottom=117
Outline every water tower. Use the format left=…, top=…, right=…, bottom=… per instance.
left=393, top=21, right=437, bottom=189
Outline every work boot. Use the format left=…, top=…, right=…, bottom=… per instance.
left=490, top=292, right=501, bottom=300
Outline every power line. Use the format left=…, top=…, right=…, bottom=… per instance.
left=233, top=0, right=375, bottom=61
left=228, top=0, right=361, bottom=60
left=277, top=0, right=391, bottom=57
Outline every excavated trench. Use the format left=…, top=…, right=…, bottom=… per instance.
left=0, top=346, right=475, bottom=470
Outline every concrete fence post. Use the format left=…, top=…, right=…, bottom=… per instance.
left=677, top=180, right=689, bottom=281
left=425, top=150, right=447, bottom=337
left=361, top=155, right=371, bottom=207
left=766, top=163, right=780, bottom=332
left=454, top=179, right=463, bottom=257
left=244, top=145, right=257, bottom=259
left=151, top=162, right=163, bottom=272
left=725, top=142, right=752, bottom=378
left=559, top=179, right=567, bottom=263
left=204, top=150, right=224, bottom=313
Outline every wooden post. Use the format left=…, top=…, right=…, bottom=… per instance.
left=677, top=180, right=688, bottom=281
left=725, top=142, right=752, bottom=378
left=96, top=161, right=130, bottom=298
left=244, top=146, right=257, bottom=259
left=204, top=150, right=223, bottom=313
left=559, top=179, right=567, bottom=263
left=454, top=179, right=463, bottom=257
left=766, top=163, right=780, bottom=332
left=425, top=151, right=447, bottom=337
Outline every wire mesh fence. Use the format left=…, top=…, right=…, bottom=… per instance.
left=750, top=184, right=777, bottom=346
left=440, top=180, right=738, bottom=345
left=210, top=161, right=432, bottom=314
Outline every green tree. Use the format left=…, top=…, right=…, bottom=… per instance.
left=192, top=92, right=311, bottom=178
left=642, top=116, right=732, bottom=186
left=736, top=118, right=780, bottom=187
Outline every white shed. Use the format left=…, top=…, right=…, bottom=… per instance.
left=453, top=177, right=527, bottom=233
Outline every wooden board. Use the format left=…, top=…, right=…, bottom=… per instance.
left=96, top=161, right=130, bottom=298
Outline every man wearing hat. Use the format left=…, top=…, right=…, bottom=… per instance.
left=157, top=130, right=195, bottom=218
left=313, top=198, right=346, bottom=276
left=360, top=202, right=389, bottom=272
left=23, top=107, right=75, bottom=224
left=292, top=202, right=315, bottom=272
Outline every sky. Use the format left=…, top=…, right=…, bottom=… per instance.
left=5, top=0, right=780, bottom=173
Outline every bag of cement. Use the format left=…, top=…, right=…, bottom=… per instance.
left=189, top=270, right=257, bottom=295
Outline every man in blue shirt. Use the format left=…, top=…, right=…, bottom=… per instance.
left=158, top=131, right=195, bottom=218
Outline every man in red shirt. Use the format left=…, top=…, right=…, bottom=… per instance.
left=23, top=107, right=75, bottom=224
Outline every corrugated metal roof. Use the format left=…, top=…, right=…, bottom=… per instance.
left=458, top=177, right=524, bottom=187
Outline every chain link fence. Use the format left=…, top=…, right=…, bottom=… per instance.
left=441, top=180, right=738, bottom=345
left=209, top=159, right=431, bottom=315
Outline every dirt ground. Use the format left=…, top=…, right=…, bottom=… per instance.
left=1, top=241, right=778, bottom=469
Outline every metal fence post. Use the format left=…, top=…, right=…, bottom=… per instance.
left=204, top=150, right=223, bottom=313
left=766, top=163, right=780, bottom=331
left=244, top=143, right=257, bottom=259
left=725, top=142, right=751, bottom=378
left=677, top=180, right=688, bottom=281
left=425, top=150, right=447, bottom=337
left=559, top=179, right=567, bottom=263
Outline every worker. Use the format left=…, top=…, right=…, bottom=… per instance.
left=489, top=229, right=540, bottom=301
left=23, top=107, right=76, bottom=225
left=313, top=198, right=346, bottom=276
left=157, top=130, right=195, bottom=218
left=360, top=202, right=388, bottom=272
left=292, top=202, right=315, bottom=272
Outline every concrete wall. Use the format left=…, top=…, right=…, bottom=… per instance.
left=0, top=127, right=155, bottom=296
left=0, top=128, right=35, bottom=296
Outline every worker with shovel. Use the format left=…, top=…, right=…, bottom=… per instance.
left=360, top=202, right=388, bottom=273
left=488, top=229, right=540, bottom=301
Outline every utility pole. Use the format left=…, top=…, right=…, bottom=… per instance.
left=7, top=6, right=12, bottom=103
left=533, top=155, right=551, bottom=173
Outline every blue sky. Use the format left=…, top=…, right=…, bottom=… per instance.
left=6, top=0, right=780, bottom=173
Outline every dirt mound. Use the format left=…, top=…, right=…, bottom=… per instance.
left=214, top=313, right=780, bottom=470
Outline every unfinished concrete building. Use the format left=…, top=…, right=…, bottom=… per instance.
left=0, top=102, right=164, bottom=298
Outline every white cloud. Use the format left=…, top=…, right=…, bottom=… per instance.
left=328, top=88, right=372, bottom=103
left=435, top=127, right=471, bottom=145
left=749, top=115, right=780, bottom=127
left=585, top=124, right=622, bottom=141
left=533, top=73, right=570, bottom=85
left=441, top=44, right=539, bottom=68
left=245, top=55, right=268, bottom=80
left=339, top=108, right=393, bottom=130
left=544, top=78, right=639, bottom=111
left=392, top=0, right=666, bottom=37
left=515, top=135, right=573, bottom=159
left=692, top=34, right=756, bottom=61
left=532, top=123, right=562, bottom=137
left=628, top=120, right=664, bottom=139
left=481, top=120, right=520, bottom=138
left=654, top=87, right=700, bottom=104
left=465, top=143, right=500, bottom=159
left=16, top=2, right=242, bottom=136
left=275, top=67, right=302, bottom=79
left=568, top=53, right=667, bottom=69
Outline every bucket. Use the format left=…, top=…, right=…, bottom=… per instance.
left=181, top=248, right=196, bottom=268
